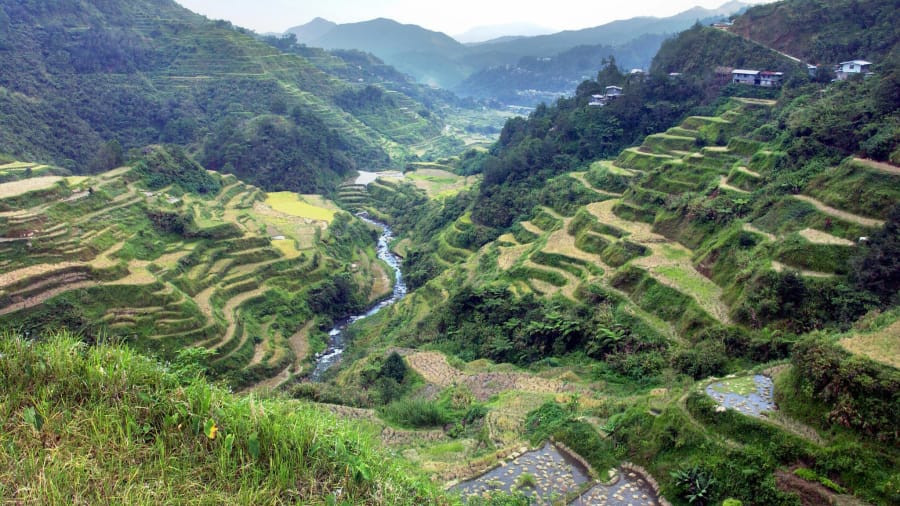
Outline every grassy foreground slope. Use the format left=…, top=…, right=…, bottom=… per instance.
left=0, top=332, right=444, bottom=505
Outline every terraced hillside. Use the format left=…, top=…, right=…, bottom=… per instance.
left=316, top=93, right=898, bottom=505
left=0, top=0, right=465, bottom=192
left=391, top=96, right=897, bottom=341
left=0, top=153, right=389, bottom=390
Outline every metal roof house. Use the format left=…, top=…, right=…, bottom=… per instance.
left=732, top=69, right=760, bottom=85
left=732, top=69, right=784, bottom=87
left=836, top=60, right=873, bottom=80
left=759, top=71, right=784, bottom=87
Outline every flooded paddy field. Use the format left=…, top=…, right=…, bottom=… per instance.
left=571, top=468, right=662, bottom=505
left=453, top=442, right=591, bottom=504
left=705, top=374, right=776, bottom=417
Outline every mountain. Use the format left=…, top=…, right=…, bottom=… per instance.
left=728, top=0, right=900, bottom=64
left=464, top=1, right=751, bottom=60
left=455, top=23, right=555, bottom=44
left=455, top=34, right=668, bottom=106
left=287, top=17, right=472, bottom=87
left=285, top=2, right=750, bottom=95
left=289, top=16, right=337, bottom=44
left=0, top=0, right=449, bottom=193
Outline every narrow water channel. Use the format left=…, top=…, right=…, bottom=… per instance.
left=310, top=213, right=406, bottom=380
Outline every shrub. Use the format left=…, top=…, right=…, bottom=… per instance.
left=380, top=352, right=408, bottom=383
left=791, top=339, right=900, bottom=443
left=670, top=465, right=717, bottom=505
left=673, top=340, right=728, bottom=379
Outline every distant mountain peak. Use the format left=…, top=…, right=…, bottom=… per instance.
left=287, top=17, right=337, bottom=44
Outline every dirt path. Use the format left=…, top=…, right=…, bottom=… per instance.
left=0, top=281, right=96, bottom=316
left=248, top=321, right=273, bottom=366
left=519, top=221, right=545, bottom=236
left=568, top=172, right=623, bottom=197
left=735, top=166, right=761, bottom=178
left=798, top=228, right=855, bottom=246
left=719, top=175, right=750, bottom=194
left=742, top=223, right=776, bottom=241
left=0, top=177, right=63, bottom=199
left=771, top=261, right=834, bottom=278
left=853, top=157, right=900, bottom=176
left=541, top=223, right=609, bottom=275
left=287, top=321, right=312, bottom=369
left=793, top=195, right=885, bottom=228
left=0, top=262, right=82, bottom=288
left=195, top=285, right=216, bottom=318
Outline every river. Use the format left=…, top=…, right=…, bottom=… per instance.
left=310, top=214, right=407, bottom=380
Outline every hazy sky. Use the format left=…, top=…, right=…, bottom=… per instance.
left=174, top=0, right=762, bottom=36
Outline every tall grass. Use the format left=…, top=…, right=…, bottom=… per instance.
left=379, top=398, right=451, bottom=428
left=0, top=330, right=447, bottom=505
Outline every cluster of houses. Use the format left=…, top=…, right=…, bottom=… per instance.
left=729, top=59, right=873, bottom=87
left=589, top=85, right=623, bottom=106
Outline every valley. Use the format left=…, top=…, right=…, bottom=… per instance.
left=0, top=0, right=898, bottom=505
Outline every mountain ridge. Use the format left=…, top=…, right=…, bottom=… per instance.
left=286, top=2, right=750, bottom=93
left=0, top=0, right=454, bottom=192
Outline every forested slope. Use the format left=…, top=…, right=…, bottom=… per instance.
left=0, top=0, right=446, bottom=192
left=729, top=0, right=900, bottom=64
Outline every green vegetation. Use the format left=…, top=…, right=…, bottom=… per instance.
left=1, top=2, right=898, bottom=505
left=0, top=0, right=488, bottom=193
left=134, top=145, right=221, bottom=194
left=731, top=0, right=900, bottom=63
left=0, top=331, right=443, bottom=504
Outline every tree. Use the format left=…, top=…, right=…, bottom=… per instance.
left=851, top=205, right=900, bottom=305
left=89, top=140, right=124, bottom=173
left=379, top=352, right=408, bottom=383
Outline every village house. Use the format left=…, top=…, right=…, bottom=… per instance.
left=731, top=69, right=759, bottom=85
left=758, top=71, right=784, bottom=87
left=732, top=69, right=784, bottom=87
left=589, top=86, right=624, bottom=106
left=835, top=60, right=873, bottom=80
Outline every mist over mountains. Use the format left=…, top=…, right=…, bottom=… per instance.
left=286, top=2, right=751, bottom=103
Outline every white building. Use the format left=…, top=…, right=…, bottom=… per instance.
left=836, top=60, right=873, bottom=80
left=605, top=85, right=623, bottom=97
left=758, top=71, right=784, bottom=87
left=732, top=69, right=760, bottom=85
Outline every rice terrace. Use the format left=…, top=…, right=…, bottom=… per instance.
left=0, top=0, right=897, bottom=504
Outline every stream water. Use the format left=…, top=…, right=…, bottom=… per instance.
left=310, top=214, right=406, bottom=380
